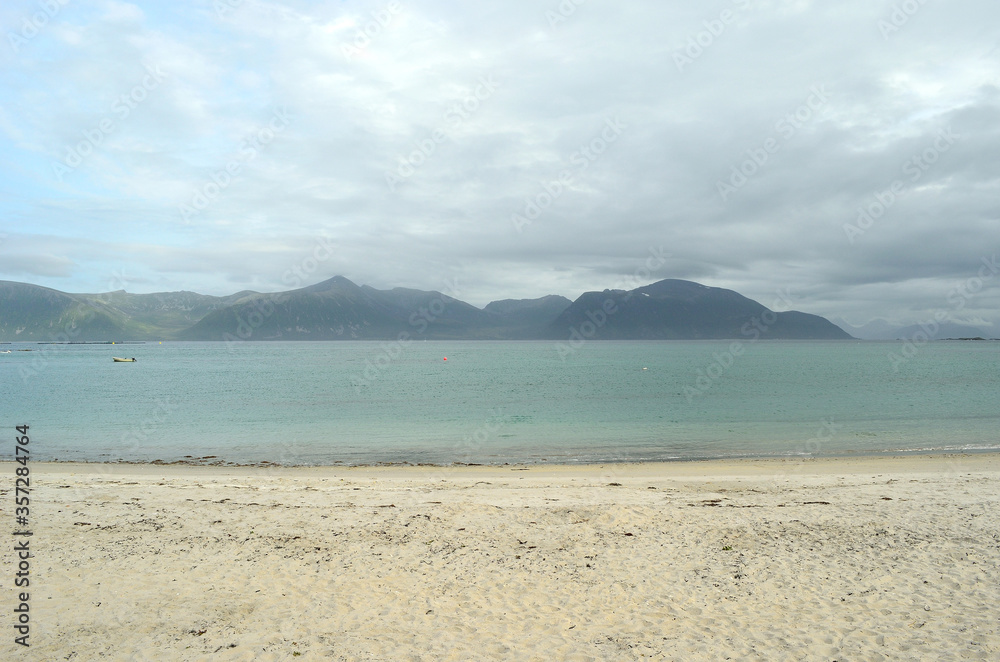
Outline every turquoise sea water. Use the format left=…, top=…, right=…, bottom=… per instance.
left=1, top=340, right=997, bottom=465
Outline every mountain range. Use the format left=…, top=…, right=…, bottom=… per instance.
left=829, top=316, right=999, bottom=341
left=0, top=277, right=853, bottom=342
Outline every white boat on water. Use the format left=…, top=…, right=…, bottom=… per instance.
left=112, top=357, right=136, bottom=362
left=0, top=350, right=10, bottom=354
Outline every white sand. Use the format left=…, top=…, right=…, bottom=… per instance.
left=5, top=454, right=999, bottom=661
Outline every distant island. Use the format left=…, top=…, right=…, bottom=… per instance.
left=0, top=277, right=853, bottom=342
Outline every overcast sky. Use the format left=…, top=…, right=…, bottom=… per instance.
left=1, top=0, right=998, bottom=330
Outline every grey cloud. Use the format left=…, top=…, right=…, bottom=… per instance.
left=0, top=0, right=997, bottom=328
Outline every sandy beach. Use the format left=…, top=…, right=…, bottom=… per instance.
left=5, top=454, right=999, bottom=661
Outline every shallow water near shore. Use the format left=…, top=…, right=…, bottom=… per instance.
left=2, top=339, right=997, bottom=465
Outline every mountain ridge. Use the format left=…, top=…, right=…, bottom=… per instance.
left=829, top=316, right=999, bottom=340
left=545, top=279, right=851, bottom=340
left=0, top=277, right=853, bottom=341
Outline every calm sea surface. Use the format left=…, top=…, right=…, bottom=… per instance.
left=1, top=340, right=997, bottom=465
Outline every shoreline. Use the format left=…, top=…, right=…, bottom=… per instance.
left=15, top=450, right=1000, bottom=477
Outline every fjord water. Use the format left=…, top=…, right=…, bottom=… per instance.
left=2, top=340, right=997, bottom=465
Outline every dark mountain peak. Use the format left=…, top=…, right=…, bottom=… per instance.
left=549, top=278, right=851, bottom=340
left=634, top=279, right=750, bottom=303
left=297, top=275, right=360, bottom=294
